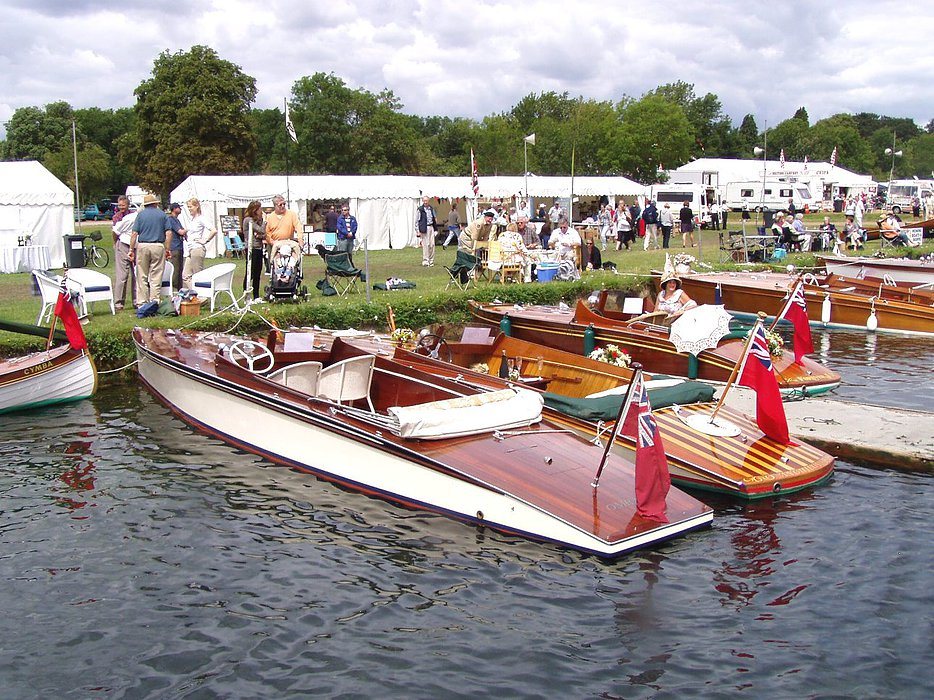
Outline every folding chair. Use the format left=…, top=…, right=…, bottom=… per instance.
left=324, top=252, right=363, bottom=297
left=445, top=250, right=480, bottom=291
left=223, top=234, right=246, bottom=258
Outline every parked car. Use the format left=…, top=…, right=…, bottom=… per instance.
left=73, top=204, right=112, bottom=221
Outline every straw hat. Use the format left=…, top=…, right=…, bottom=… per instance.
left=142, top=193, right=161, bottom=206
left=660, top=271, right=682, bottom=289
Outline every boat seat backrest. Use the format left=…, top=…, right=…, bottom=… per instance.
left=266, top=360, right=323, bottom=395
left=316, top=355, right=375, bottom=411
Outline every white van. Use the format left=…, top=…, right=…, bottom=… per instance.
left=724, top=179, right=817, bottom=213
left=648, top=183, right=721, bottom=225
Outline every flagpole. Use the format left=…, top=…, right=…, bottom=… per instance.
left=284, top=98, right=291, bottom=206
left=768, top=276, right=804, bottom=332
left=592, top=365, right=643, bottom=488
left=72, top=120, right=80, bottom=214
left=709, top=313, right=765, bottom=421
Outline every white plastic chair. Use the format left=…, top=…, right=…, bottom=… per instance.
left=316, top=355, right=375, bottom=411
left=161, top=261, right=174, bottom=297
left=266, top=361, right=323, bottom=395
left=191, top=262, right=239, bottom=311
left=67, top=268, right=115, bottom=315
left=33, top=270, right=85, bottom=324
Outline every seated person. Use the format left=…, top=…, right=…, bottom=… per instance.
left=581, top=229, right=602, bottom=271
left=770, top=212, right=786, bottom=242
left=842, top=214, right=862, bottom=250
left=549, top=216, right=582, bottom=264
left=656, top=272, right=697, bottom=319
left=496, top=226, right=533, bottom=282
left=272, top=239, right=301, bottom=282
left=879, top=212, right=910, bottom=246
left=792, top=213, right=809, bottom=251
left=818, top=216, right=837, bottom=252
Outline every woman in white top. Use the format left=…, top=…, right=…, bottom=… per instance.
left=182, top=197, right=217, bottom=290
left=655, top=273, right=697, bottom=318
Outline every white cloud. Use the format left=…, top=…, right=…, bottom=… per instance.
left=0, top=0, right=931, bottom=141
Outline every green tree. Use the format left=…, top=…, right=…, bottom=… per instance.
left=609, top=96, right=693, bottom=183
left=3, top=101, right=75, bottom=161
left=767, top=116, right=809, bottom=161
left=126, top=45, right=257, bottom=197
left=44, top=142, right=112, bottom=203
left=646, top=82, right=731, bottom=157
left=74, top=106, right=136, bottom=195
left=803, top=114, right=873, bottom=172
left=733, top=114, right=760, bottom=158
left=904, top=133, right=934, bottom=178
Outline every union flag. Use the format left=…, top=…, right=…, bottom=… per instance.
left=738, top=324, right=789, bottom=444
left=779, top=282, right=813, bottom=364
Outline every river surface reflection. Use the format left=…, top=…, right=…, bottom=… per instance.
left=0, top=330, right=930, bottom=697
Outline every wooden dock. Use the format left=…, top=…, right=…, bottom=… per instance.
left=722, top=388, right=933, bottom=472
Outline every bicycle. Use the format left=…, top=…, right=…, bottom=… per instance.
left=82, top=231, right=110, bottom=268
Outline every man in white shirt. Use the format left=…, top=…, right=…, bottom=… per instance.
left=549, top=216, right=581, bottom=262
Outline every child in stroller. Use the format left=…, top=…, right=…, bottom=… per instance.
left=265, top=239, right=307, bottom=301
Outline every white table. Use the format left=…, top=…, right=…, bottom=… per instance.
left=0, top=245, right=51, bottom=273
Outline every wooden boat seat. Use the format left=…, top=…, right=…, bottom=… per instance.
left=317, top=355, right=375, bottom=411
left=266, top=360, right=323, bottom=395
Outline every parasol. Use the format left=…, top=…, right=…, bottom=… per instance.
left=670, top=304, right=733, bottom=356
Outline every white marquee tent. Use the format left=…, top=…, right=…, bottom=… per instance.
left=170, top=174, right=646, bottom=257
left=0, top=160, right=74, bottom=268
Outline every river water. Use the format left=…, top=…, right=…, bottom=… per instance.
left=0, top=330, right=931, bottom=698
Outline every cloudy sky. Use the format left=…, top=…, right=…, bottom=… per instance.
left=1, top=0, right=932, bottom=140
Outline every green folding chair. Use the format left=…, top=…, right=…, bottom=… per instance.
left=324, top=252, right=363, bottom=296
left=444, top=250, right=480, bottom=291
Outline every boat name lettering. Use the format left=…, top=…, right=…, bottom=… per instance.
left=23, top=361, right=54, bottom=376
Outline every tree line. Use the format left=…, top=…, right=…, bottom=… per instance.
left=2, top=45, right=932, bottom=204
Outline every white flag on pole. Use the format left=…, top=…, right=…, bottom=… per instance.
left=285, top=103, right=298, bottom=143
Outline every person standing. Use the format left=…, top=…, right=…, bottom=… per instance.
left=442, top=203, right=460, bottom=249
left=167, top=202, right=186, bottom=292
left=721, top=201, right=729, bottom=230
left=324, top=204, right=339, bottom=234
left=129, top=193, right=172, bottom=304
left=680, top=201, right=695, bottom=247
left=242, top=200, right=266, bottom=300
left=709, top=200, right=720, bottom=231
left=415, top=196, right=437, bottom=267
left=548, top=200, right=563, bottom=225
left=265, top=194, right=304, bottom=254
left=182, top=198, right=217, bottom=290
left=460, top=209, right=496, bottom=253
left=335, top=203, right=357, bottom=258
left=111, top=195, right=137, bottom=310
left=659, top=202, right=674, bottom=249
left=615, top=201, right=633, bottom=250
left=598, top=203, right=615, bottom=251
left=642, top=200, right=659, bottom=250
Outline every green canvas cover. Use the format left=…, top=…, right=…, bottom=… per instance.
left=543, top=381, right=716, bottom=421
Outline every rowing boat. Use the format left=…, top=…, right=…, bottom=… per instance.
left=0, top=320, right=97, bottom=415
left=134, top=327, right=712, bottom=558
left=468, top=296, right=841, bottom=395
left=385, top=332, right=834, bottom=499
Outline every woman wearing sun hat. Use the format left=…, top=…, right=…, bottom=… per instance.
left=655, top=271, right=697, bottom=318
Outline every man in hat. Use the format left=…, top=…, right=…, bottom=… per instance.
left=129, top=193, right=172, bottom=304
left=459, top=209, right=496, bottom=253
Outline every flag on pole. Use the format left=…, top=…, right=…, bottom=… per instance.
left=738, top=323, right=789, bottom=444
left=618, top=370, right=670, bottom=522
left=54, top=287, right=87, bottom=350
left=830, top=146, right=837, bottom=167
left=285, top=103, right=297, bottom=143
left=777, top=282, right=814, bottom=364
left=779, top=149, right=785, bottom=168
left=803, top=155, right=808, bottom=171
left=470, top=149, right=479, bottom=196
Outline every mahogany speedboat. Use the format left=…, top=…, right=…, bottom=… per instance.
left=679, top=271, right=934, bottom=337
left=387, top=332, right=835, bottom=500
left=133, top=327, right=712, bottom=558
left=468, top=295, right=841, bottom=395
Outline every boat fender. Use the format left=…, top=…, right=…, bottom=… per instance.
left=866, top=298, right=878, bottom=332
left=821, top=294, right=831, bottom=324
left=687, top=354, right=699, bottom=379
left=500, top=314, right=512, bottom=337
left=584, top=324, right=596, bottom=356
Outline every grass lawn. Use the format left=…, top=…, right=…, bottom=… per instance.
left=2, top=215, right=931, bottom=365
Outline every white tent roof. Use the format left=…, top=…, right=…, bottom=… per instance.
left=0, top=160, right=74, bottom=206
left=172, top=173, right=645, bottom=204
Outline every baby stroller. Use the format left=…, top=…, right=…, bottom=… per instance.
left=265, top=239, right=307, bottom=301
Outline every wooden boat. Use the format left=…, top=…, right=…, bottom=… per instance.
left=0, top=320, right=97, bottom=415
left=133, top=327, right=712, bottom=558
left=820, top=272, right=934, bottom=306
left=385, top=333, right=834, bottom=500
left=679, top=271, right=934, bottom=337
left=468, top=296, right=841, bottom=395
left=817, top=254, right=934, bottom=287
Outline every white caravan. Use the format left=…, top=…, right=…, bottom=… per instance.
left=648, top=183, right=721, bottom=225
left=886, top=179, right=934, bottom=214
left=723, top=179, right=818, bottom=212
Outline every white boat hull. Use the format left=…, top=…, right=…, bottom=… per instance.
left=136, top=344, right=711, bottom=557
left=0, top=347, right=97, bottom=415
left=821, top=256, right=934, bottom=286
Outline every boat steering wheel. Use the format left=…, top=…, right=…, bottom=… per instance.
left=227, top=340, right=275, bottom=374
left=414, top=333, right=453, bottom=363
